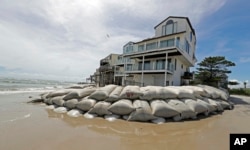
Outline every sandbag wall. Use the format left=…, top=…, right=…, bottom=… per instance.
left=40, top=84, right=233, bottom=124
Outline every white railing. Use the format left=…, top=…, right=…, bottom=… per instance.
left=125, top=63, right=174, bottom=73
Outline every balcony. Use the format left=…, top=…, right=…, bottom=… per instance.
left=100, top=59, right=110, bottom=65
left=99, top=65, right=113, bottom=72
left=115, top=59, right=133, bottom=66
left=125, top=63, right=174, bottom=74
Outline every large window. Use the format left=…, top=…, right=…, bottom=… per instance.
left=138, top=45, right=144, bottom=51
left=162, top=20, right=177, bottom=36
left=138, top=61, right=150, bottom=70
left=146, top=42, right=157, bottom=50
left=160, top=38, right=175, bottom=48
left=156, top=60, right=165, bottom=70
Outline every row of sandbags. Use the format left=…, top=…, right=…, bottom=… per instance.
left=42, top=95, right=233, bottom=123
left=42, top=84, right=229, bottom=104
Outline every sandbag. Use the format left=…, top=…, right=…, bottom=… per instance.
left=182, top=99, right=208, bottom=115
left=88, top=101, right=112, bottom=116
left=139, top=86, right=158, bottom=100
left=53, top=107, right=68, bottom=113
left=63, top=89, right=82, bottom=101
left=167, top=99, right=196, bottom=120
left=127, top=100, right=156, bottom=122
left=63, top=99, right=78, bottom=109
left=197, top=99, right=216, bottom=113
left=67, top=109, right=83, bottom=117
left=83, top=113, right=97, bottom=119
left=108, top=99, right=135, bottom=115
left=218, top=100, right=231, bottom=109
left=51, top=96, right=65, bottom=106
left=104, top=114, right=120, bottom=122
left=46, top=89, right=71, bottom=98
left=182, top=86, right=207, bottom=98
left=151, top=117, right=166, bottom=124
left=106, top=86, right=124, bottom=102
left=119, top=86, right=143, bottom=99
left=150, top=100, right=180, bottom=118
left=78, top=87, right=97, bottom=98
left=76, top=97, right=97, bottom=111
left=204, top=98, right=224, bottom=112
left=155, top=86, right=179, bottom=99
left=89, top=85, right=117, bottom=101
left=171, top=87, right=195, bottom=99
left=198, top=85, right=227, bottom=99
left=44, top=98, right=53, bottom=105
left=45, top=105, right=56, bottom=110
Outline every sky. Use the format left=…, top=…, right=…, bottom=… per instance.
left=0, top=0, right=249, bottom=86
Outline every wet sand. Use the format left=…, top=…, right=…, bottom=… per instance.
left=0, top=93, right=250, bottom=150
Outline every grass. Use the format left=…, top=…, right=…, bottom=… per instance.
left=229, top=88, right=250, bottom=96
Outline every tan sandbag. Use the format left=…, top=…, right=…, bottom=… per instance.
left=104, top=114, right=120, bottom=122
left=53, top=107, right=68, bottom=113
left=51, top=96, right=65, bottom=106
left=151, top=117, right=166, bottom=124
left=78, top=87, right=97, bottom=98
left=63, top=99, right=78, bottom=109
left=182, top=99, right=208, bottom=115
left=182, top=86, right=207, bottom=98
left=76, top=97, right=96, bottom=111
left=106, top=86, right=124, bottom=102
left=119, top=86, right=143, bottom=100
left=127, top=100, right=156, bottom=122
left=89, top=85, right=117, bottom=101
left=46, top=89, right=71, bottom=98
left=150, top=100, right=180, bottom=118
left=108, top=99, right=135, bottom=115
left=198, top=85, right=228, bottom=100
left=83, top=112, right=97, bottom=119
left=139, top=86, right=158, bottom=100
left=171, top=86, right=195, bottom=99
left=44, top=98, right=53, bottom=105
left=63, top=89, right=82, bottom=100
left=45, top=105, right=57, bottom=110
left=88, top=101, right=112, bottom=116
left=197, top=99, right=216, bottom=113
left=218, top=100, right=231, bottom=109
left=155, top=86, right=179, bottom=99
left=204, top=98, right=224, bottom=112
left=67, top=109, right=83, bottom=117
left=167, top=99, right=196, bottom=120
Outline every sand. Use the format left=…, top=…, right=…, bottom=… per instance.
left=0, top=93, right=250, bottom=150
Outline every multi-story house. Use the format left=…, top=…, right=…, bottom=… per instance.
left=114, top=16, right=197, bottom=86
left=90, top=53, right=119, bottom=87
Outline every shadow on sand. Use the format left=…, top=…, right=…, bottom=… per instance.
left=229, top=96, right=249, bottom=105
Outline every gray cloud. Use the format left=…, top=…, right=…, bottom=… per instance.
left=0, top=0, right=226, bottom=81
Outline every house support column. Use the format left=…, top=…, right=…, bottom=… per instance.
left=164, top=52, right=168, bottom=86
left=141, top=55, right=144, bottom=87
left=124, top=56, right=127, bottom=86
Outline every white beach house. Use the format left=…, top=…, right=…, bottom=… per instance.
left=114, top=16, right=197, bottom=86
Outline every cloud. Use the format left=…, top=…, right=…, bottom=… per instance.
left=0, top=0, right=227, bottom=81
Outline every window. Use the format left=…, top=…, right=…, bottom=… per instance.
left=126, top=64, right=132, bottom=71
left=156, top=60, right=165, bottom=70
left=162, top=25, right=166, bottom=36
left=190, top=32, right=192, bottom=42
left=138, top=45, right=144, bottom=51
left=185, top=40, right=190, bottom=54
left=160, top=39, right=175, bottom=48
left=144, top=61, right=150, bottom=70
left=146, top=42, right=157, bottom=50
left=174, top=59, right=177, bottom=70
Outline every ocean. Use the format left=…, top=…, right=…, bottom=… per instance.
left=0, top=77, right=76, bottom=94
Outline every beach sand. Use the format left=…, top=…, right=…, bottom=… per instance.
left=0, top=93, right=249, bottom=150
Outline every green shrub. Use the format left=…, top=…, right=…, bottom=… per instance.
left=229, top=88, right=250, bottom=96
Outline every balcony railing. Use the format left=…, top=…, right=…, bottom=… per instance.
left=99, top=65, right=113, bottom=72
left=115, top=59, right=133, bottom=65
left=125, top=63, right=174, bottom=73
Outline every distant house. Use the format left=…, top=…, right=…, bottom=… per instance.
left=89, top=16, right=197, bottom=87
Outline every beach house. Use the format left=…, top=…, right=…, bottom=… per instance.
left=114, top=16, right=197, bottom=86
left=90, top=16, right=197, bottom=87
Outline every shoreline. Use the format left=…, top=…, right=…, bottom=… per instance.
left=0, top=93, right=250, bottom=150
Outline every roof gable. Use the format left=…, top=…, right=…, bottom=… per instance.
left=154, top=16, right=195, bottom=35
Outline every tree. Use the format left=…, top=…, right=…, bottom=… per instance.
left=195, top=56, right=235, bottom=88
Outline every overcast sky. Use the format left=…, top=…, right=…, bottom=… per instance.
left=0, top=0, right=249, bottom=85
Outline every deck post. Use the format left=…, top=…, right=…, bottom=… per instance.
left=164, top=53, right=168, bottom=86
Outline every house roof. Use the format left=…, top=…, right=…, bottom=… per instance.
left=134, top=31, right=186, bottom=44
left=154, top=16, right=196, bottom=36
